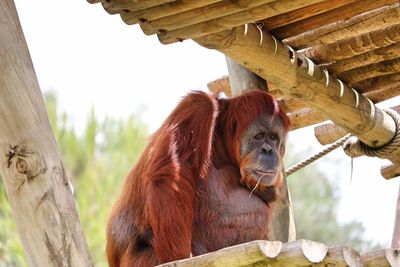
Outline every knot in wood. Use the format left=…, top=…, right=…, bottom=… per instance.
left=9, top=144, right=47, bottom=180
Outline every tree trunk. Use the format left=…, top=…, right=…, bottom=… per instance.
left=0, top=1, right=93, bottom=266
left=225, top=56, right=296, bottom=242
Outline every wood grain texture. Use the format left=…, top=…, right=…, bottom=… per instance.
left=0, top=1, right=93, bottom=266
left=121, top=0, right=220, bottom=25
left=284, top=2, right=400, bottom=49
left=158, top=0, right=326, bottom=44
left=102, top=0, right=175, bottom=15
left=140, top=0, right=278, bottom=35
left=261, top=0, right=357, bottom=31
left=303, top=23, right=400, bottom=63
left=272, top=0, right=397, bottom=39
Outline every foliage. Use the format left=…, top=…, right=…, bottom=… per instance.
left=285, top=142, right=378, bottom=251
left=0, top=93, right=377, bottom=265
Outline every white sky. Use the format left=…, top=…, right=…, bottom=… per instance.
left=14, top=0, right=399, bottom=248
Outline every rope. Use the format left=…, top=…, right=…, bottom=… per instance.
left=344, top=108, right=400, bottom=159
left=285, top=134, right=352, bottom=176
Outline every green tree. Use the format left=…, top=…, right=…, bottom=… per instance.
left=285, top=142, right=377, bottom=251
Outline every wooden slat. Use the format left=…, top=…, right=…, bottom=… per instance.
left=339, top=58, right=400, bottom=85
left=353, top=73, right=400, bottom=93
left=327, top=42, right=400, bottom=74
left=261, top=0, right=357, bottom=31
left=272, top=0, right=398, bottom=40
left=303, top=23, right=400, bottom=63
left=196, top=24, right=400, bottom=161
left=362, top=249, right=400, bottom=266
left=157, top=0, right=327, bottom=44
left=140, top=0, right=278, bottom=35
left=121, top=0, right=221, bottom=25
left=102, top=0, right=175, bottom=15
left=284, top=2, right=400, bottom=49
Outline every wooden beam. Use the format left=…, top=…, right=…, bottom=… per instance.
left=261, top=0, right=357, bottom=31
left=157, top=0, right=327, bottom=44
left=303, top=23, right=400, bottom=63
left=339, top=58, right=400, bottom=85
left=139, top=0, right=278, bottom=35
left=362, top=249, right=400, bottom=266
left=195, top=25, right=400, bottom=166
left=159, top=239, right=376, bottom=266
left=0, top=1, right=93, bottom=266
left=102, top=0, right=175, bottom=14
left=392, top=186, right=400, bottom=248
left=327, top=42, right=400, bottom=75
left=289, top=109, right=325, bottom=130
left=272, top=0, right=397, bottom=40
left=284, top=2, right=400, bottom=49
left=120, top=0, right=221, bottom=25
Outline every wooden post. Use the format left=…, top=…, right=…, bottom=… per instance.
left=0, top=1, right=93, bottom=266
left=225, top=57, right=296, bottom=242
left=392, top=186, right=400, bottom=248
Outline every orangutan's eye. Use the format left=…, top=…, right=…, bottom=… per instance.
left=270, top=133, right=279, bottom=142
left=254, top=132, right=265, bottom=140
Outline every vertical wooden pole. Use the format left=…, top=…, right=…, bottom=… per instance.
left=0, top=1, right=93, bottom=266
left=392, top=185, right=400, bottom=248
left=225, top=56, right=296, bottom=242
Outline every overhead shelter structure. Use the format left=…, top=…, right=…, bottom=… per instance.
left=1, top=0, right=400, bottom=266
left=86, top=0, right=400, bottom=265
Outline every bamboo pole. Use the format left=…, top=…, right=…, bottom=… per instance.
left=195, top=24, right=400, bottom=166
left=303, top=23, right=400, bottom=63
left=158, top=0, right=326, bottom=44
left=272, top=0, right=397, bottom=40
left=0, top=1, right=93, bottom=266
left=121, top=0, right=221, bottom=25
left=225, top=57, right=296, bottom=243
left=284, top=2, right=400, bottom=49
left=140, top=0, right=278, bottom=35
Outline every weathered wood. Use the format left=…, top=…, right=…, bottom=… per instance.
left=381, top=164, right=400, bottom=180
left=195, top=24, right=400, bottom=166
left=272, top=0, right=397, bottom=40
left=261, top=0, right=357, bottom=31
left=158, top=0, right=327, bottom=44
left=225, top=56, right=267, bottom=95
left=314, top=105, right=400, bottom=145
left=353, top=73, right=400, bottom=93
left=314, top=123, right=348, bottom=145
left=339, top=58, right=400, bottom=85
left=362, top=249, right=400, bottom=266
left=392, top=185, right=400, bottom=248
left=362, top=83, right=400, bottom=102
left=284, top=2, right=400, bottom=49
left=0, top=1, right=93, bottom=266
left=87, top=0, right=102, bottom=4
left=304, top=23, right=400, bottom=63
left=225, top=57, right=296, bottom=243
left=159, top=239, right=365, bottom=266
left=327, top=42, right=400, bottom=75
left=140, top=0, right=278, bottom=35
left=207, top=75, right=232, bottom=96
left=289, top=109, right=325, bottom=130
left=102, top=0, right=175, bottom=14
left=121, top=0, right=220, bottom=25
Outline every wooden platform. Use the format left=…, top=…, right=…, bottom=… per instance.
left=157, top=240, right=400, bottom=267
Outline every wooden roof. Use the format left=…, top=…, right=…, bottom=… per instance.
left=88, top=0, right=400, bottom=132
